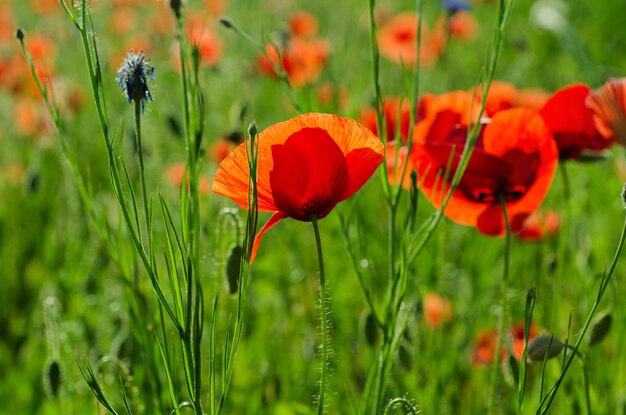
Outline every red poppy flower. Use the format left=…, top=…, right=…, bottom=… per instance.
left=423, top=292, right=453, bottom=328
left=257, top=38, right=330, bottom=87
left=586, top=77, right=626, bottom=147
left=473, top=81, right=518, bottom=116
left=410, top=92, right=558, bottom=236
left=360, top=97, right=413, bottom=143
left=212, top=113, right=384, bottom=261
left=444, top=10, right=478, bottom=41
left=540, top=83, right=613, bottom=159
left=472, top=322, right=538, bottom=365
left=517, top=209, right=560, bottom=241
left=377, top=12, right=446, bottom=68
left=515, top=87, right=549, bottom=111
left=289, top=10, right=319, bottom=38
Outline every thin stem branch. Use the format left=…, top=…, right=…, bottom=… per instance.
left=488, top=194, right=512, bottom=415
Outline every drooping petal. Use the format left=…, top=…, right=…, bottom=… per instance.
left=269, top=127, right=349, bottom=221
left=586, top=78, right=626, bottom=146
left=540, top=83, right=612, bottom=159
left=250, top=211, right=287, bottom=263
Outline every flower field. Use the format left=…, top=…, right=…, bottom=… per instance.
left=2, top=0, right=626, bottom=414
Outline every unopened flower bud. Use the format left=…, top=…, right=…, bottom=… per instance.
left=248, top=121, right=258, bottom=138
left=527, top=335, right=563, bottom=362
left=169, top=0, right=182, bottom=18
left=588, top=313, right=611, bottom=346
left=219, top=17, right=234, bottom=29
left=15, top=28, right=24, bottom=41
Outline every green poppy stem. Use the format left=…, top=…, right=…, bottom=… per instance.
left=487, top=194, right=512, bottom=415
left=311, top=214, right=329, bottom=414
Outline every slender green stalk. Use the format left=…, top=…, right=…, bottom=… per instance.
left=311, top=214, right=330, bottom=414
left=538, top=213, right=626, bottom=414
left=487, top=194, right=512, bottom=415
left=133, top=101, right=151, bottom=249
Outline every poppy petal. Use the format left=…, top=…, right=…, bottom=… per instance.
left=338, top=147, right=384, bottom=202
left=269, top=127, right=349, bottom=221
left=586, top=78, right=626, bottom=146
left=250, top=211, right=287, bottom=263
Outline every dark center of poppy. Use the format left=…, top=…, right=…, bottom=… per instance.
left=394, top=29, right=415, bottom=43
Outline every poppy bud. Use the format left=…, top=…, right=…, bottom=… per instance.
left=248, top=121, right=258, bottom=138
left=169, top=0, right=182, bottom=18
left=364, top=313, right=378, bottom=346
left=45, top=360, right=61, bottom=398
left=15, top=28, right=24, bottom=41
left=225, top=245, right=242, bottom=294
left=588, top=313, right=611, bottom=346
left=219, top=17, right=234, bottom=29
left=527, top=335, right=563, bottom=362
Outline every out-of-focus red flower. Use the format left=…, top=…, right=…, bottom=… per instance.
left=166, top=163, right=210, bottom=196
left=473, top=322, right=538, bottom=365
left=210, top=131, right=243, bottom=163
left=14, top=98, right=52, bottom=137
left=185, top=15, right=223, bottom=68
left=423, top=292, right=453, bottom=327
left=204, top=0, right=226, bottom=15
left=360, top=97, right=413, bottom=143
left=540, top=83, right=613, bottom=160
left=515, top=88, right=550, bottom=111
left=510, top=322, right=538, bottom=361
left=0, top=4, right=15, bottom=41
left=517, top=209, right=560, bottom=241
left=108, top=7, right=138, bottom=35
left=316, top=82, right=348, bottom=109
left=445, top=10, right=478, bottom=41
left=289, top=10, right=319, bottom=38
left=257, top=38, right=330, bottom=87
left=411, top=91, right=558, bottom=236
left=377, top=12, right=446, bottom=68
left=212, top=113, right=384, bottom=262
left=586, top=78, right=626, bottom=147
left=474, top=81, right=518, bottom=116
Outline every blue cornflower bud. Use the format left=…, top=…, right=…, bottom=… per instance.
left=442, top=0, right=471, bottom=14
left=116, top=50, right=155, bottom=111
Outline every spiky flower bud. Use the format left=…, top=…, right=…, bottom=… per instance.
left=116, top=50, right=155, bottom=111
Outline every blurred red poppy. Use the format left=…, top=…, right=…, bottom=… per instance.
left=360, top=97, right=413, bottom=143
left=423, top=292, right=453, bottom=328
left=258, top=38, right=330, bottom=87
left=213, top=113, right=384, bottom=261
left=377, top=12, right=446, bottom=68
left=540, top=83, right=613, bottom=159
left=473, top=322, right=537, bottom=365
left=289, top=10, right=319, bottom=38
left=474, top=81, right=518, bottom=116
left=444, top=10, right=478, bottom=41
left=586, top=77, right=626, bottom=147
left=411, top=92, right=558, bottom=236
left=517, top=209, right=560, bottom=241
